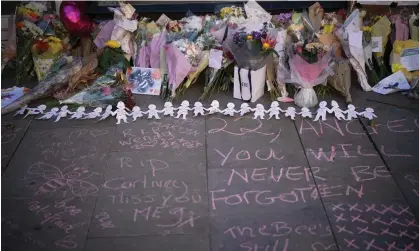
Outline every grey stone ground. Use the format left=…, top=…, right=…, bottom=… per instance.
left=1, top=82, right=419, bottom=251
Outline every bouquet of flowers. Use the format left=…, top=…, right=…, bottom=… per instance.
left=218, top=5, right=246, bottom=25
left=2, top=55, right=82, bottom=115
left=165, top=37, right=203, bottom=98
left=336, top=9, right=372, bottom=92
left=15, top=1, right=48, bottom=85
left=98, top=40, right=130, bottom=73
left=60, top=63, right=129, bottom=107
left=133, top=18, right=161, bottom=67
left=31, top=36, right=66, bottom=81
left=226, top=23, right=278, bottom=70
left=282, top=10, right=336, bottom=107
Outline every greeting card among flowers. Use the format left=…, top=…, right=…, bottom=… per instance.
left=127, top=67, right=162, bottom=95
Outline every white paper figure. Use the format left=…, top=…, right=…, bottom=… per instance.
left=175, top=100, right=191, bottom=119
left=361, top=107, right=377, bottom=120
left=266, top=101, right=284, bottom=119
left=162, top=102, right=177, bottom=116
left=54, top=105, right=72, bottom=122
left=14, top=105, right=28, bottom=116
left=251, top=104, right=266, bottom=120
left=206, top=100, right=221, bottom=114
left=83, top=107, right=103, bottom=119
left=193, top=102, right=206, bottom=116
left=298, top=107, right=313, bottom=118
left=329, top=100, right=347, bottom=120
left=112, top=101, right=130, bottom=124
left=284, top=107, right=297, bottom=120
left=36, top=107, right=59, bottom=120
left=23, top=104, right=47, bottom=118
left=129, top=106, right=143, bottom=121
left=221, top=102, right=237, bottom=116
left=144, top=104, right=161, bottom=119
left=70, top=106, right=86, bottom=119
left=346, top=104, right=360, bottom=120
left=100, top=105, right=113, bottom=121
left=313, top=101, right=329, bottom=121
left=239, top=103, right=251, bottom=116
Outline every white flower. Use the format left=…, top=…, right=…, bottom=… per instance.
left=25, top=2, right=47, bottom=14
left=23, top=20, right=43, bottom=37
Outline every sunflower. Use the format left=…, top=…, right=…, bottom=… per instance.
left=105, top=40, right=120, bottom=49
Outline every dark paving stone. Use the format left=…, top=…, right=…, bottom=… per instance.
left=88, top=150, right=208, bottom=237
left=394, top=171, right=419, bottom=217
left=2, top=197, right=95, bottom=251
left=305, top=150, right=406, bottom=203
left=84, top=235, right=209, bottom=251
left=324, top=201, right=419, bottom=251
left=211, top=207, right=337, bottom=251
left=206, top=114, right=303, bottom=169
left=359, top=105, right=419, bottom=172
left=2, top=127, right=115, bottom=198
left=1, top=119, right=31, bottom=173
left=366, top=92, right=419, bottom=111
left=110, top=116, right=205, bottom=155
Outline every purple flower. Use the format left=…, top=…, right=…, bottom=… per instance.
left=251, top=31, right=261, bottom=40
left=275, top=13, right=292, bottom=25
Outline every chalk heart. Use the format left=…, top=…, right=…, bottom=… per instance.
left=311, top=242, right=337, bottom=251
left=90, top=129, right=108, bottom=138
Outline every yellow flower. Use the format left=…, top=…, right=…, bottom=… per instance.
left=105, top=40, right=120, bottom=49
left=262, top=42, right=270, bottom=50
left=361, top=26, right=372, bottom=33
left=220, top=7, right=232, bottom=19
left=47, top=42, right=63, bottom=55
left=47, top=36, right=61, bottom=43
left=323, top=24, right=334, bottom=34
left=247, top=35, right=253, bottom=40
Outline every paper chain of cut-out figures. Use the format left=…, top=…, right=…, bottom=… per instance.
left=14, top=100, right=377, bottom=124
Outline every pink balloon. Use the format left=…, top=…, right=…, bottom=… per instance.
left=60, top=1, right=95, bottom=37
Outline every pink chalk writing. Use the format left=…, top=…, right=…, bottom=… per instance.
left=223, top=222, right=332, bottom=239
left=54, top=235, right=77, bottom=249
left=214, top=147, right=284, bottom=166
left=133, top=206, right=199, bottom=229
left=226, top=166, right=324, bottom=186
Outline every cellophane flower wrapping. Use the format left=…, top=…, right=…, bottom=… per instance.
left=286, top=49, right=335, bottom=108
left=32, top=36, right=65, bottom=81
left=134, top=20, right=160, bottom=67
left=2, top=55, right=82, bottom=115
left=336, top=9, right=372, bottom=92
left=60, top=63, right=127, bottom=107
left=164, top=44, right=193, bottom=96
left=225, top=26, right=278, bottom=71
left=15, top=2, right=49, bottom=85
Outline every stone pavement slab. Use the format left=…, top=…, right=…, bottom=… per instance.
left=210, top=207, right=337, bottom=251
left=359, top=105, right=419, bottom=173
left=84, top=235, right=209, bottom=251
left=1, top=119, right=31, bottom=173
left=89, top=149, right=208, bottom=237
